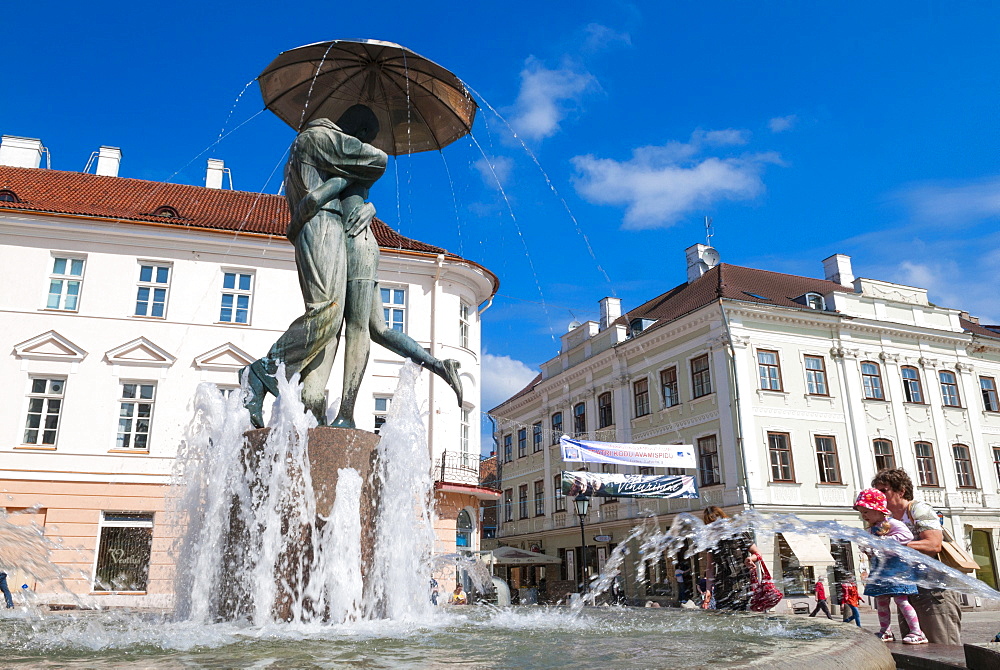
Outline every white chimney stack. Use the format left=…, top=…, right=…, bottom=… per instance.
left=822, top=253, right=855, bottom=288
left=599, top=297, right=621, bottom=330
left=685, top=243, right=720, bottom=283
left=0, top=135, right=44, bottom=168
left=95, top=146, right=122, bottom=177
left=206, top=158, right=225, bottom=189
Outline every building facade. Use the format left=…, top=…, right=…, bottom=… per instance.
left=491, top=243, right=1000, bottom=606
left=0, top=134, right=499, bottom=607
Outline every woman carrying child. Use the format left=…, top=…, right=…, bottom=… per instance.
left=854, top=488, right=928, bottom=645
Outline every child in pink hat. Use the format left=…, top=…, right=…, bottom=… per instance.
left=854, top=488, right=927, bottom=645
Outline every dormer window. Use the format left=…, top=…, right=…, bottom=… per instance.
left=0, top=190, right=20, bottom=202
left=805, top=293, right=825, bottom=310
left=153, top=206, right=179, bottom=218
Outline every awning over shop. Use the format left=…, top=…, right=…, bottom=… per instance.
left=487, top=546, right=561, bottom=566
left=781, top=532, right=836, bottom=566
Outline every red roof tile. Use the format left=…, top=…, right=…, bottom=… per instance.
left=0, top=165, right=454, bottom=256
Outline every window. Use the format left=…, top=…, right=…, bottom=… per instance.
left=503, top=434, right=512, bottom=463
left=460, top=407, right=472, bottom=466
left=758, top=350, right=782, bottom=391
left=134, top=264, right=170, bottom=317
left=982, top=377, right=1000, bottom=412
left=993, top=447, right=1000, bottom=488
left=23, top=377, right=65, bottom=446
left=0, top=189, right=20, bottom=202
left=768, top=432, right=795, bottom=482
left=861, top=361, right=884, bottom=400
left=517, top=428, right=527, bottom=458
left=691, top=354, right=712, bottom=398
left=598, top=392, right=614, bottom=427
left=914, top=442, right=939, bottom=487
left=551, top=412, right=563, bottom=444
left=815, top=435, right=841, bottom=484
left=456, top=509, right=473, bottom=548
left=554, top=473, right=566, bottom=511
left=573, top=402, right=587, bottom=436
left=532, top=422, right=542, bottom=453
left=220, top=271, right=253, bottom=324
left=939, top=371, right=961, bottom=407
left=116, top=382, right=155, bottom=450
left=697, top=435, right=721, bottom=486
left=901, top=366, right=924, bottom=403
left=381, top=287, right=406, bottom=332
left=153, top=205, right=179, bottom=218
left=873, top=439, right=896, bottom=471
left=534, top=480, right=545, bottom=516
left=660, top=367, right=679, bottom=408
left=805, top=293, right=825, bottom=310
left=518, top=484, right=529, bottom=519
left=804, top=356, right=828, bottom=395
left=459, top=302, right=471, bottom=349
left=374, top=396, right=392, bottom=434
left=93, top=512, right=154, bottom=592
left=47, top=256, right=85, bottom=311
left=953, top=444, right=976, bottom=488
left=503, top=489, right=513, bottom=522
left=633, top=379, right=650, bottom=417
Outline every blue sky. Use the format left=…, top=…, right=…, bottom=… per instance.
left=5, top=2, right=1000, bottom=452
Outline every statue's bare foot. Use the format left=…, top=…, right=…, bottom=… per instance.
left=241, top=363, right=269, bottom=429
left=438, top=359, right=463, bottom=407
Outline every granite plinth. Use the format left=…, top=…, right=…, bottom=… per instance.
left=218, top=426, right=380, bottom=622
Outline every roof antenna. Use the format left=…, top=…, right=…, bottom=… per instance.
left=705, top=216, right=714, bottom=246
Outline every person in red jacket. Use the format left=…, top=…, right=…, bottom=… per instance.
left=840, top=576, right=861, bottom=627
left=809, top=578, right=833, bottom=619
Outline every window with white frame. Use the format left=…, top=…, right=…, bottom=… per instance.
left=901, top=366, right=924, bottom=403
left=532, top=422, right=542, bottom=452
left=518, top=428, right=527, bottom=458
left=953, top=444, right=976, bottom=488
left=805, top=293, right=825, bottom=310
left=982, top=377, right=1000, bottom=412
left=23, top=377, right=65, bottom=446
left=939, top=371, right=961, bottom=407
left=459, top=301, right=471, bottom=349
left=660, top=367, right=679, bottom=408
left=374, top=396, right=392, bottom=434
left=220, top=271, right=253, bottom=324
left=815, top=435, right=842, bottom=483
left=804, top=355, right=828, bottom=395
left=134, top=263, right=171, bottom=318
left=697, top=435, right=721, bottom=486
left=47, top=256, right=85, bottom=311
left=381, top=287, right=406, bottom=332
left=460, top=407, right=472, bottom=466
left=914, top=441, right=939, bottom=487
left=503, top=434, right=512, bottom=462
left=758, top=350, right=782, bottom=391
left=116, top=382, right=155, bottom=450
left=691, top=355, right=712, bottom=398
left=551, top=412, right=563, bottom=444
left=93, top=512, right=154, bottom=592
left=861, top=361, right=885, bottom=400
left=768, top=432, right=795, bottom=482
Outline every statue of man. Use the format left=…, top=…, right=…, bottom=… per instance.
left=241, top=105, right=463, bottom=429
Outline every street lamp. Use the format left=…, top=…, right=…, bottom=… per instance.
left=575, top=494, right=590, bottom=593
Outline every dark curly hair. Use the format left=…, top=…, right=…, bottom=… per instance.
left=871, top=468, right=914, bottom=501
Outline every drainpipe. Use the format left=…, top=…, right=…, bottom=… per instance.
left=718, top=298, right=753, bottom=509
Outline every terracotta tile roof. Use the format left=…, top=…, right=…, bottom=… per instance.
left=961, top=318, right=1000, bottom=341
left=0, top=165, right=454, bottom=256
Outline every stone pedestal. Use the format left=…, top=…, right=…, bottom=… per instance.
left=218, top=426, right=380, bottom=622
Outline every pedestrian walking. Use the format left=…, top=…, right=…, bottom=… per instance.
left=809, top=578, right=833, bottom=619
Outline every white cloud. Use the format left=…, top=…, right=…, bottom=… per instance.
left=768, top=115, right=798, bottom=133
left=509, top=57, right=597, bottom=141
left=583, top=23, right=632, bottom=51
left=895, top=176, right=1000, bottom=224
left=571, top=129, right=782, bottom=229
left=481, top=352, right=538, bottom=412
left=474, top=155, right=513, bottom=190
left=891, top=258, right=998, bottom=323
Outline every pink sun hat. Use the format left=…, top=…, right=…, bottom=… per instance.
left=854, top=488, right=890, bottom=516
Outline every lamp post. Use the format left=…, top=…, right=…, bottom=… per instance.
left=575, top=494, right=590, bottom=594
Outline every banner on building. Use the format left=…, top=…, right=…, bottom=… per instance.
left=561, top=471, right=698, bottom=499
left=559, top=436, right=696, bottom=469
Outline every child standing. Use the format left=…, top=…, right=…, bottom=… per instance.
left=840, top=575, right=861, bottom=627
left=854, top=488, right=928, bottom=645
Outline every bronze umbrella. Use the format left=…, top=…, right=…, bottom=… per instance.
left=258, top=39, right=477, bottom=156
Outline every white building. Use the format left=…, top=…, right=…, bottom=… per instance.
left=491, top=243, right=1000, bottom=606
left=0, top=134, right=499, bottom=607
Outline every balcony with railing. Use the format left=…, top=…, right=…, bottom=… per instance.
left=436, top=450, right=482, bottom=487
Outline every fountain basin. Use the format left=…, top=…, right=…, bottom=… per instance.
left=0, top=607, right=893, bottom=669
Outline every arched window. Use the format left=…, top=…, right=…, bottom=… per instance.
left=0, top=190, right=20, bottom=202
left=573, top=402, right=587, bottom=436
left=456, top=509, right=473, bottom=548
left=153, top=205, right=179, bottom=218
left=901, top=366, right=924, bottom=403
left=805, top=293, right=825, bottom=310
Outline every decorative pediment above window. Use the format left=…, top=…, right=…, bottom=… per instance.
left=14, top=330, right=88, bottom=362
left=193, top=343, right=255, bottom=371
left=105, top=337, right=176, bottom=368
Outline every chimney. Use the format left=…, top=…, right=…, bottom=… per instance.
left=599, top=297, right=621, bottom=330
left=685, top=243, right=720, bottom=283
left=206, top=158, right=225, bottom=189
left=0, top=136, right=44, bottom=168
left=822, top=254, right=854, bottom=288
left=95, top=146, right=122, bottom=177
